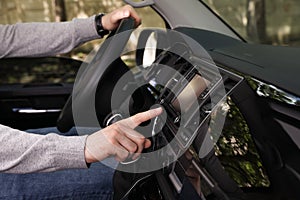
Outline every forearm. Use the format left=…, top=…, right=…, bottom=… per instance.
left=0, top=124, right=88, bottom=174
left=0, top=16, right=100, bottom=58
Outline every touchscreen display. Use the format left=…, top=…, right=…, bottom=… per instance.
left=172, top=74, right=210, bottom=113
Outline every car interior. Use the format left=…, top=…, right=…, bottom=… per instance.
left=1, top=2, right=300, bottom=200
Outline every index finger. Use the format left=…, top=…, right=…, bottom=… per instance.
left=119, top=107, right=163, bottom=129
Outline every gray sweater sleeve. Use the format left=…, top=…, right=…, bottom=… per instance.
left=0, top=16, right=100, bottom=58
left=0, top=17, right=100, bottom=173
left=0, top=124, right=89, bottom=173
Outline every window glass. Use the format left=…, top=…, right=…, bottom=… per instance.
left=0, top=58, right=81, bottom=84
left=202, top=0, right=300, bottom=46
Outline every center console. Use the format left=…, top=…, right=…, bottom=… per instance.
left=113, top=43, right=244, bottom=200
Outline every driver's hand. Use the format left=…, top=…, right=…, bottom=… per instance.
left=84, top=107, right=162, bottom=163
left=101, top=5, right=141, bottom=31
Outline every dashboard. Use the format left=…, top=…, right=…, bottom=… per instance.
left=114, top=42, right=245, bottom=199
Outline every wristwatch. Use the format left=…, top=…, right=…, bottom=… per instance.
left=95, top=13, right=109, bottom=37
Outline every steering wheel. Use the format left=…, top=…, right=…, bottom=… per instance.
left=57, top=18, right=136, bottom=132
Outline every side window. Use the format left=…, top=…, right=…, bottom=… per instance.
left=0, top=58, right=80, bottom=84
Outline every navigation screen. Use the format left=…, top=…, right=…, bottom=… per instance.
left=172, top=74, right=210, bottom=113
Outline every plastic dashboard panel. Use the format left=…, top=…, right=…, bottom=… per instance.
left=174, top=27, right=300, bottom=97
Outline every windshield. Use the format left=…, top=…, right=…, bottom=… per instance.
left=201, top=0, right=300, bottom=46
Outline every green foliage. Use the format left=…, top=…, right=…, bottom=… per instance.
left=215, top=98, right=270, bottom=187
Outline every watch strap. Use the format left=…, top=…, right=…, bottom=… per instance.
left=95, top=13, right=109, bottom=37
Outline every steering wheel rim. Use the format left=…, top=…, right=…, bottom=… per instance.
left=57, top=18, right=136, bottom=132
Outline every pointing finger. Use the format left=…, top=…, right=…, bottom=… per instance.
left=119, top=107, right=163, bottom=129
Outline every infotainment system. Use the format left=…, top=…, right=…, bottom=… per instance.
left=172, top=74, right=210, bottom=113
left=143, top=42, right=243, bottom=155
left=143, top=45, right=221, bottom=148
